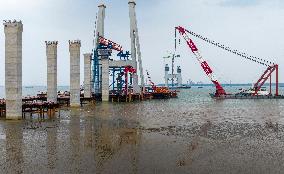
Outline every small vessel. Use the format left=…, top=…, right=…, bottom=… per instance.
left=177, top=85, right=191, bottom=89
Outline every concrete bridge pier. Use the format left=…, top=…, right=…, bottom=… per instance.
left=84, top=53, right=92, bottom=98
left=69, top=40, right=81, bottom=107
left=101, top=57, right=109, bottom=102
left=4, top=20, right=23, bottom=120
left=46, top=41, right=58, bottom=103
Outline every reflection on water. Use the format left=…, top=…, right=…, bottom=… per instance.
left=5, top=123, right=24, bottom=174
left=46, top=119, right=57, bottom=171
left=0, top=88, right=284, bottom=173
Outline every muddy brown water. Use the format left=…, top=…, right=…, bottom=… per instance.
left=0, top=88, right=284, bottom=174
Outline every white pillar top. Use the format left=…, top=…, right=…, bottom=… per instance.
left=3, top=19, right=22, bottom=26
left=3, top=20, right=23, bottom=32
left=98, top=3, right=106, bottom=8
left=45, top=41, right=58, bottom=46
left=128, top=0, right=136, bottom=5
left=69, top=40, right=81, bottom=46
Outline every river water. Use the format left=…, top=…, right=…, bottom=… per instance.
left=0, top=86, right=284, bottom=173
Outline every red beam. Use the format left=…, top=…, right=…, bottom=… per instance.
left=254, top=65, right=276, bottom=96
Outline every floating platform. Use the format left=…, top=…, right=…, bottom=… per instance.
left=152, top=92, right=171, bottom=99
left=151, top=91, right=178, bottom=99
left=108, top=90, right=178, bottom=102
left=211, top=94, right=284, bottom=99
left=109, top=93, right=142, bottom=102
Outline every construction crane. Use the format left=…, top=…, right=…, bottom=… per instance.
left=146, top=70, right=156, bottom=91
left=145, top=70, right=178, bottom=99
left=175, top=26, right=279, bottom=98
left=93, top=36, right=136, bottom=97
left=175, top=26, right=226, bottom=97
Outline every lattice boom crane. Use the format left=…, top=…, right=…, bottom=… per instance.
left=175, top=25, right=279, bottom=97
left=175, top=26, right=226, bottom=97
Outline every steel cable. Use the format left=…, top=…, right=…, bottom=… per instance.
left=185, top=29, right=274, bottom=67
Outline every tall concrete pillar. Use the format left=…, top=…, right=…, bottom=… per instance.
left=95, top=4, right=109, bottom=101
left=165, top=64, right=169, bottom=87
left=101, top=58, right=109, bottom=102
left=93, top=4, right=106, bottom=95
left=129, top=0, right=144, bottom=93
left=96, top=4, right=106, bottom=43
left=84, top=53, right=92, bottom=98
left=69, top=40, right=81, bottom=107
left=46, top=41, right=58, bottom=103
left=4, top=20, right=23, bottom=120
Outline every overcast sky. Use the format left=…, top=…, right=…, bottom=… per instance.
left=0, top=0, right=284, bottom=86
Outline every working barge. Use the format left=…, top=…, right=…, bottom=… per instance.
left=211, top=94, right=284, bottom=99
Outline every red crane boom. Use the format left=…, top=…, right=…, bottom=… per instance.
left=146, top=70, right=157, bottom=91
left=99, top=36, right=123, bottom=52
left=175, top=26, right=226, bottom=97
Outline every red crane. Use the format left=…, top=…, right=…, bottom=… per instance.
left=176, top=26, right=279, bottom=97
left=146, top=70, right=157, bottom=91
left=175, top=26, right=226, bottom=97
left=253, top=64, right=278, bottom=96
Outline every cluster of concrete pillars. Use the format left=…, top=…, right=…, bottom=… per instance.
left=2, top=1, right=142, bottom=118
left=3, top=20, right=93, bottom=119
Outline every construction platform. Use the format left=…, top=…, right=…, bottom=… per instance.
left=0, top=94, right=95, bottom=118
left=27, top=93, right=95, bottom=106
left=109, top=94, right=142, bottom=102
left=109, top=90, right=178, bottom=102
left=151, top=91, right=178, bottom=99
left=0, top=98, right=59, bottom=119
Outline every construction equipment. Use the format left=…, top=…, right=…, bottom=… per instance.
left=175, top=26, right=226, bottom=97
left=146, top=70, right=157, bottom=91
left=92, top=36, right=136, bottom=98
left=175, top=26, right=280, bottom=98
left=145, top=70, right=178, bottom=98
left=124, top=65, right=137, bottom=95
left=99, top=36, right=123, bottom=52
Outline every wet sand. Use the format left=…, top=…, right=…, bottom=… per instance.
left=0, top=89, right=284, bottom=174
